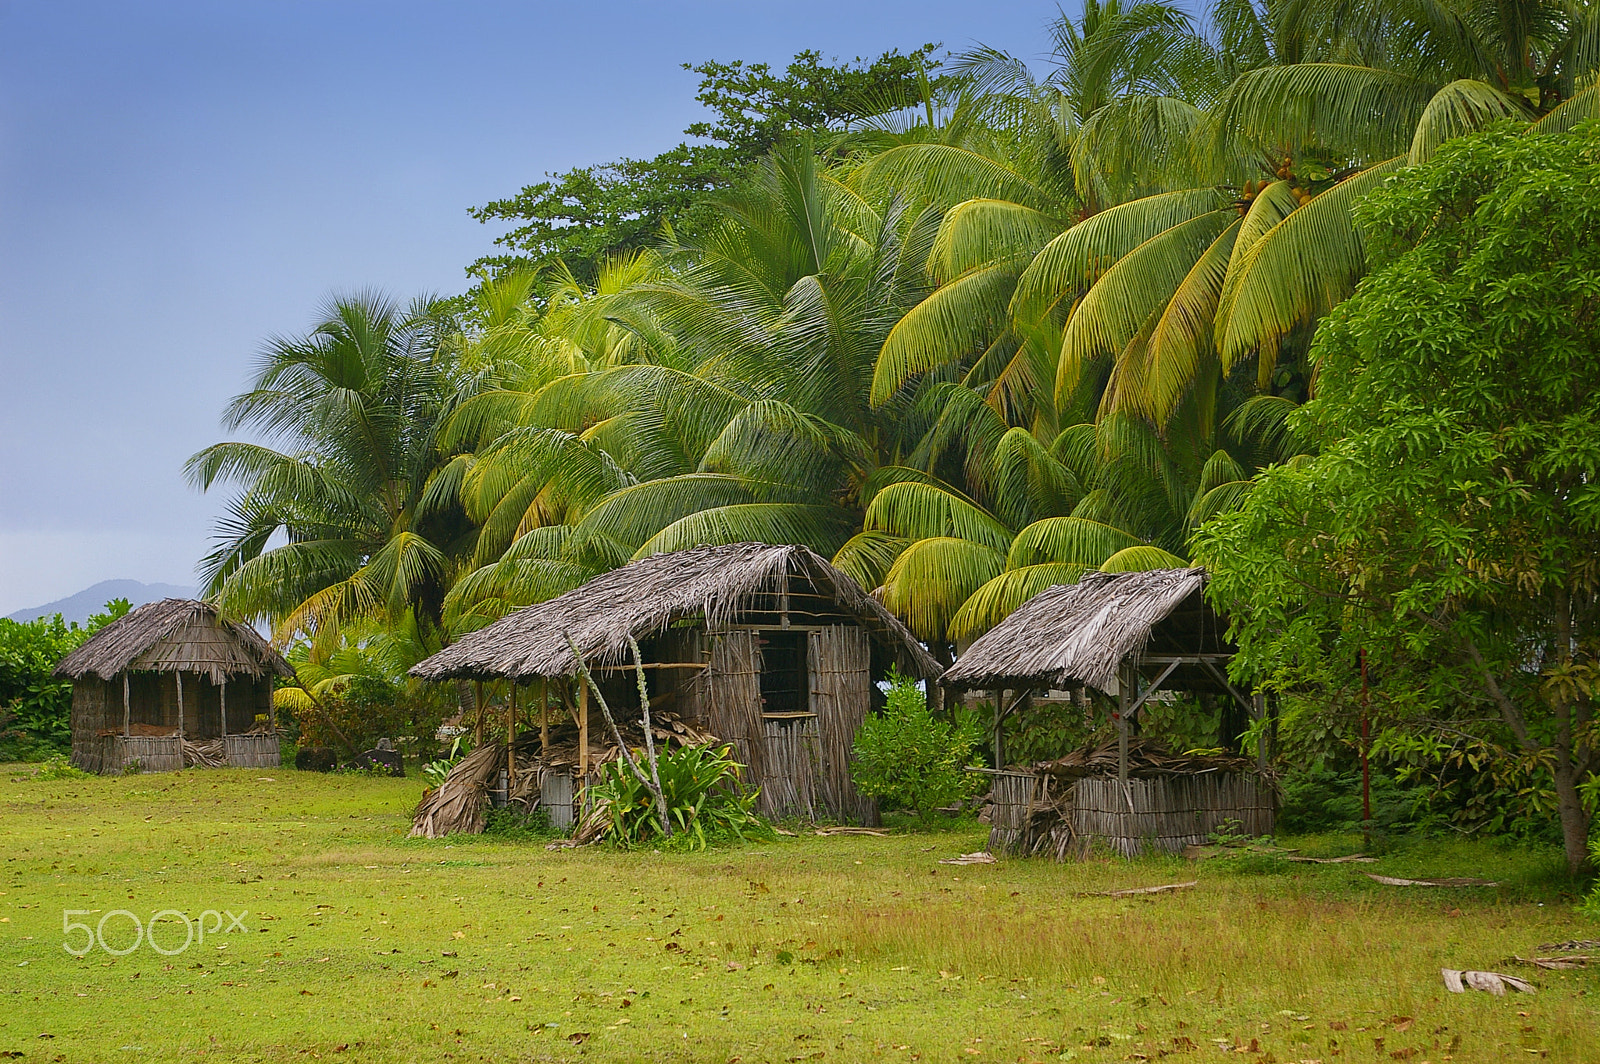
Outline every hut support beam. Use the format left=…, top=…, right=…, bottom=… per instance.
left=1252, top=692, right=1268, bottom=771
left=122, top=674, right=130, bottom=738
left=539, top=678, right=549, bottom=752
left=1125, top=659, right=1183, bottom=717
left=508, top=683, right=517, bottom=792
left=578, top=682, right=589, bottom=780
left=992, top=689, right=1004, bottom=769
left=176, top=672, right=185, bottom=740
left=1116, top=661, right=1132, bottom=786
left=220, top=680, right=227, bottom=738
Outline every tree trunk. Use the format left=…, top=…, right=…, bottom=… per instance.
left=1551, top=750, right=1592, bottom=876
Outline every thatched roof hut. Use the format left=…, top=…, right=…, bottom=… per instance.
left=56, top=599, right=291, bottom=774
left=409, top=543, right=940, bottom=828
left=941, top=569, right=1273, bottom=857
left=942, top=568, right=1228, bottom=693
left=412, top=542, right=939, bottom=682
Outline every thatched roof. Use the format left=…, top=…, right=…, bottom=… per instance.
left=53, top=599, right=293, bottom=685
left=410, top=543, right=941, bottom=682
left=941, top=568, right=1223, bottom=692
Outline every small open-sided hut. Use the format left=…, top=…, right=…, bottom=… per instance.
left=941, top=568, right=1273, bottom=857
left=409, top=543, right=941, bottom=830
left=55, top=599, right=291, bottom=774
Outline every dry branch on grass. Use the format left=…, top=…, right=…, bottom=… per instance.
left=1368, top=874, right=1498, bottom=887
left=1084, top=880, right=1198, bottom=897
left=1442, top=969, right=1536, bottom=994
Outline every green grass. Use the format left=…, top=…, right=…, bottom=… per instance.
left=1, top=766, right=1596, bottom=1063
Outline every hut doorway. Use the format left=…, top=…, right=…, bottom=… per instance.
left=758, top=630, right=808, bottom=716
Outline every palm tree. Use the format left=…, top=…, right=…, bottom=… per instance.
left=187, top=292, right=473, bottom=643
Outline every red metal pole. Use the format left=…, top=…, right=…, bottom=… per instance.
left=1359, top=648, right=1371, bottom=846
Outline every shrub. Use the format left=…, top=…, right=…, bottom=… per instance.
left=0, top=600, right=129, bottom=760
left=588, top=743, right=767, bottom=850
left=851, top=669, right=982, bottom=821
left=31, top=755, right=91, bottom=781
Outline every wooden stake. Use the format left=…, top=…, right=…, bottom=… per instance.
left=176, top=671, right=185, bottom=740
left=507, top=683, right=517, bottom=792
left=474, top=680, right=485, bottom=745
left=1117, top=661, right=1131, bottom=787
left=578, top=681, right=589, bottom=780
left=539, top=677, right=549, bottom=753
left=122, top=673, right=130, bottom=738
left=220, top=679, right=228, bottom=738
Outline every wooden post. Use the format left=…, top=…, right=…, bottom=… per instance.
left=1252, top=692, right=1268, bottom=773
left=991, top=689, right=1003, bottom=768
left=122, top=674, right=130, bottom=737
left=507, top=683, right=517, bottom=791
left=268, top=678, right=277, bottom=733
left=176, top=672, right=185, bottom=740
left=539, top=677, right=549, bottom=753
left=1117, top=661, right=1131, bottom=787
left=578, top=681, right=589, bottom=780
left=220, top=679, right=228, bottom=738
left=473, top=680, right=485, bottom=745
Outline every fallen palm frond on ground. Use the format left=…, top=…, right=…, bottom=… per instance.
left=1442, top=968, right=1536, bottom=994
left=1369, top=874, right=1499, bottom=887
left=1084, top=880, right=1198, bottom=897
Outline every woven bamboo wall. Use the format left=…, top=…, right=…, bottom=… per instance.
left=109, top=735, right=184, bottom=773
left=707, top=631, right=765, bottom=783
left=69, top=680, right=111, bottom=773
left=222, top=733, right=281, bottom=768
left=760, top=716, right=820, bottom=819
left=1071, top=773, right=1274, bottom=856
left=985, top=770, right=1274, bottom=859
left=809, top=625, right=878, bottom=825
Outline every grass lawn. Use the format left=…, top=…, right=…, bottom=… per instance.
left=1, top=766, right=1595, bottom=1063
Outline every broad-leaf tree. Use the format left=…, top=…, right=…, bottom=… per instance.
left=1196, top=122, right=1600, bottom=873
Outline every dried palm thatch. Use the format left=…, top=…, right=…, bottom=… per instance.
left=1034, top=736, right=1256, bottom=778
left=942, top=568, right=1213, bottom=691
left=54, top=599, right=292, bottom=685
left=409, top=543, right=939, bottom=682
left=411, top=742, right=505, bottom=839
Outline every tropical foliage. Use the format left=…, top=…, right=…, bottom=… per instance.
left=185, top=0, right=1600, bottom=855
left=851, top=669, right=983, bottom=820
left=1195, top=121, right=1600, bottom=873
left=586, top=743, right=768, bottom=849
left=0, top=600, right=130, bottom=760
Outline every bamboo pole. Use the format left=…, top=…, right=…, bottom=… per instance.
left=122, top=674, right=130, bottom=738
left=473, top=680, right=485, bottom=745
left=539, top=677, right=549, bottom=752
left=1116, top=661, right=1130, bottom=787
left=578, top=681, right=589, bottom=780
left=507, top=683, right=517, bottom=792
left=176, top=672, right=185, bottom=740
left=220, top=679, right=228, bottom=738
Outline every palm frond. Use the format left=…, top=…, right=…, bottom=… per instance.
left=948, top=562, right=1088, bottom=642
left=1005, top=516, right=1143, bottom=568
left=863, top=481, right=1013, bottom=551
left=1099, top=544, right=1189, bottom=571
left=879, top=536, right=1006, bottom=643
left=633, top=503, right=859, bottom=559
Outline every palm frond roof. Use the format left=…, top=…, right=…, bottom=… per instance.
left=941, top=568, right=1222, bottom=691
left=53, top=599, right=292, bottom=685
left=410, top=542, right=941, bottom=682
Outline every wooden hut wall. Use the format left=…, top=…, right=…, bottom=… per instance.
left=1071, top=774, right=1274, bottom=856
left=706, top=630, right=765, bottom=784
left=809, top=625, right=878, bottom=824
left=69, top=680, right=111, bottom=772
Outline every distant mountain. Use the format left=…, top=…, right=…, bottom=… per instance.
left=6, top=580, right=199, bottom=624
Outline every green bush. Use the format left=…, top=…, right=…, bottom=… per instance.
left=0, top=600, right=129, bottom=760
left=588, top=743, right=767, bottom=850
left=851, top=669, right=982, bottom=821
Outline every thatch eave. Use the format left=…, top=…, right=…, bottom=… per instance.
left=409, top=543, right=941, bottom=683
left=52, top=599, right=293, bottom=686
left=941, top=568, right=1223, bottom=692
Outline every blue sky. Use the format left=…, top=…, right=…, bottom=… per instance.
left=0, top=1, right=1057, bottom=615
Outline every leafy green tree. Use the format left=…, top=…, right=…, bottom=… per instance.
left=1196, top=121, right=1600, bottom=873
left=469, top=47, right=943, bottom=283
left=0, top=600, right=130, bottom=759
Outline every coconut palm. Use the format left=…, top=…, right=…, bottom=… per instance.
left=187, top=292, right=473, bottom=643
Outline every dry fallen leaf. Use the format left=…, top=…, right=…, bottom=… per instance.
left=1084, top=881, right=1197, bottom=898
left=1368, top=874, right=1498, bottom=887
